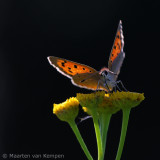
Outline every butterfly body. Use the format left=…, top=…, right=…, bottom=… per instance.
left=104, top=73, right=117, bottom=90
left=48, top=20, right=125, bottom=92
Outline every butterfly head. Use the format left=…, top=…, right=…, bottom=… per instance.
left=100, top=70, right=117, bottom=92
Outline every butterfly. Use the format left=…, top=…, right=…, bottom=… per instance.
left=48, top=20, right=125, bottom=92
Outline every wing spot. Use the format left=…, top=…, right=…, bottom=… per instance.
left=80, top=79, right=85, bottom=82
left=114, top=46, right=116, bottom=49
left=89, top=70, right=92, bottom=72
left=69, top=70, right=73, bottom=73
left=117, top=35, right=120, bottom=39
left=68, top=67, right=71, bottom=70
left=83, top=68, right=85, bottom=70
left=74, top=65, right=77, bottom=68
left=61, top=62, right=65, bottom=67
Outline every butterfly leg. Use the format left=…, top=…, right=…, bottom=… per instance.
left=96, top=79, right=110, bottom=92
left=112, top=81, right=121, bottom=92
left=113, top=86, right=117, bottom=92
left=115, top=83, right=122, bottom=91
left=104, top=82, right=110, bottom=91
left=116, top=80, right=128, bottom=91
left=96, top=80, right=101, bottom=90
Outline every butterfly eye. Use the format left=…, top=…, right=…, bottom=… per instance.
left=101, top=71, right=107, bottom=77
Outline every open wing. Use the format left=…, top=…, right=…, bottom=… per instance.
left=48, top=56, right=97, bottom=79
left=108, top=20, right=125, bottom=75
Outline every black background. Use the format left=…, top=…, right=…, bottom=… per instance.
left=0, top=0, right=159, bottom=160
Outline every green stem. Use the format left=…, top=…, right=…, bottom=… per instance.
left=116, top=109, right=131, bottom=160
left=92, top=114, right=103, bottom=160
left=69, top=120, right=93, bottom=160
left=100, top=113, right=112, bottom=159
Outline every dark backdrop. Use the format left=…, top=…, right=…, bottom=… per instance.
left=0, top=0, right=159, bottom=160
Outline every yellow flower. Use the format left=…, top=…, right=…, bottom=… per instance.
left=78, top=91, right=144, bottom=115
left=53, top=97, right=79, bottom=122
left=110, top=91, right=145, bottom=110
left=98, top=93, right=120, bottom=114
left=76, top=91, right=105, bottom=115
left=53, top=97, right=93, bottom=160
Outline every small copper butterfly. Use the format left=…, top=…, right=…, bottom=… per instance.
left=48, top=20, right=125, bottom=92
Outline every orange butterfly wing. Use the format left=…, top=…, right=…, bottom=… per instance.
left=72, top=72, right=109, bottom=92
left=48, top=56, right=97, bottom=79
left=108, top=20, right=124, bottom=70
